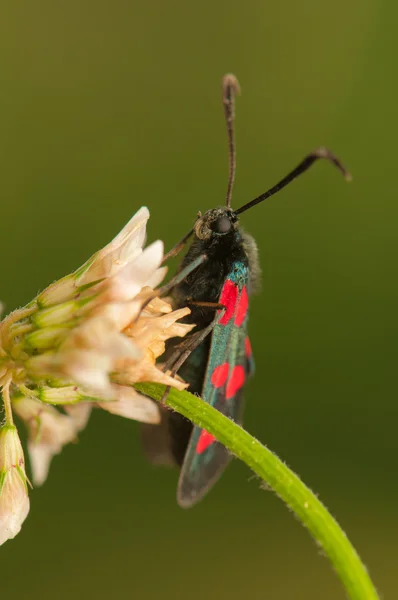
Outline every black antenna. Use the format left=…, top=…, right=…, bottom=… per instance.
left=235, top=147, right=351, bottom=216
left=222, top=74, right=240, bottom=208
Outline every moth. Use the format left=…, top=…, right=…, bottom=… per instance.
left=142, top=74, right=350, bottom=507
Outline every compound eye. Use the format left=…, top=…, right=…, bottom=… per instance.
left=214, top=216, right=232, bottom=233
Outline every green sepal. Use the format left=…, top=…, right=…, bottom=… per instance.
left=0, top=469, right=6, bottom=495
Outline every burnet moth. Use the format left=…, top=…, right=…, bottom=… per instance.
left=142, top=74, right=350, bottom=507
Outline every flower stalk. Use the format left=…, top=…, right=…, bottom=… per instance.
left=2, top=380, right=14, bottom=425
left=136, top=382, right=379, bottom=600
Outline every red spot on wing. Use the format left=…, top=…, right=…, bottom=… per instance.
left=219, top=279, right=238, bottom=325
left=196, top=430, right=217, bottom=454
left=226, top=365, right=245, bottom=400
left=245, top=336, right=252, bottom=357
left=211, top=363, right=229, bottom=388
left=234, top=285, right=249, bottom=327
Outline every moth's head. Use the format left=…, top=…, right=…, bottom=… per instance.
left=194, top=207, right=239, bottom=241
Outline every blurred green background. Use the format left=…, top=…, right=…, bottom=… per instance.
left=1, top=1, right=397, bottom=598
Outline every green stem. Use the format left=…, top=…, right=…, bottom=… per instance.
left=136, top=382, right=379, bottom=600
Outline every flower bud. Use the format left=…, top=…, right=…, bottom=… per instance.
left=32, top=298, right=91, bottom=329
left=0, top=426, right=30, bottom=546
left=37, top=274, right=77, bottom=308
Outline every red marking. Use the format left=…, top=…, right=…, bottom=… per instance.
left=219, top=279, right=238, bottom=325
left=245, top=336, right=252, bottom=357
left=197, top=430, right=217, bottom=454
left=211, top=363, right=229, bottom=388
left=234, top=286, right=248, bottom=327
left=226, top=365, right=245, bottom=399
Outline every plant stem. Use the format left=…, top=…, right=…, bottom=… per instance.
left=136, top=382, right=379, bottom=600
left=2, top=379, right=14, bottom=425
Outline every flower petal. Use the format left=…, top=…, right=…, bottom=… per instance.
left=64, top=403, right=92, bottom=432
left=12, top=398, right=78, bottom=486
left=98, top=386, right=161, bottom=424
left=62, top=350, right=113, bottom=396
left=76, top=207, right=150, bottom=285
left=108, top=241, right=164, bottom=301
left=27, top=443, right=52, bottom=487
left=0, top=426, right=30, bottom=546
left=0, top=470, right=30, bottom=546
left=27, top=406, right=79, bottom=485
left=145, top=266, right=168, bottom=290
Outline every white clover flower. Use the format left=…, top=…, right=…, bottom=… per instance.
left=0, top=426, right=30, bottom=546
left=0, top=206, right=194, bottom=544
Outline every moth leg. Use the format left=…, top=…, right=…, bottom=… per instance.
left=162, top=228, right=194, bottom=264
left=157, top=253, right=208, bottom=297
left=161, top=301, right=225, bottom=374
left=132, top=254, right=209, bottom=325
left=187, top=300, right=225, bottom=310
left=160, top=309, right=223, bottom=404
left=161, top=330, right=204, bottom=374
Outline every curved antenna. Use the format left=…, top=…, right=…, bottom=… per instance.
left=235, top=147, right=352, bottom=216
left=222, top=74, right=241, bottom=208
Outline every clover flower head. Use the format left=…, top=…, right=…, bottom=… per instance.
left=0, top=207, right=194, bottom=545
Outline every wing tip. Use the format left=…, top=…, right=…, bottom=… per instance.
left=176, top=448, right=233, bottom=508
left=176, top=481, right=205, bottom=509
